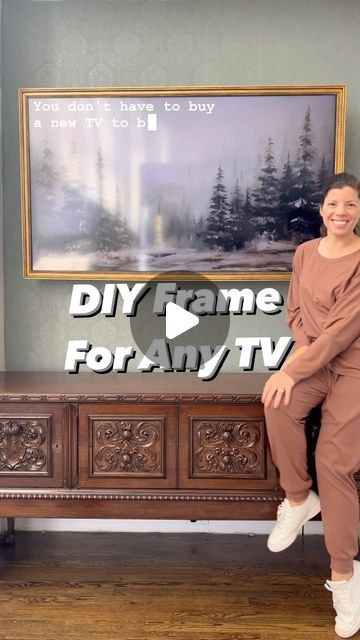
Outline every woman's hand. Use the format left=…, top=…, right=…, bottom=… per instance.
left=261, top=370, right=295, bottom=409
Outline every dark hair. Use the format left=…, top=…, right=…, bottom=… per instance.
left=320, top=172, right=360, bottom=205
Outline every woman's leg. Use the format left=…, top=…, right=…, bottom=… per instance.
left=315, top=373, right=360, bottom=576
left=265, top=366, right=328, bottom=501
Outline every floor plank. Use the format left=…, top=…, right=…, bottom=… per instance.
left=0, top=532, right=345, bottom=639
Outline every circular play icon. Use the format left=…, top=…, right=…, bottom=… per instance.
left=129, top=271, right=231, bottom=377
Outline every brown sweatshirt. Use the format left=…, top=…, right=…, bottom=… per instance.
left=283, top=237, right=360, bottom=383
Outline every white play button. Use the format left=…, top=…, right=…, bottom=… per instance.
left=130, top=271, right=231, bottom=369
left=165, top=302, right=199, bottom=340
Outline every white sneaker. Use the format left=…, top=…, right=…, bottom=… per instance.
left=325, top=560, right=360, bottom=638
left=267, top=490, right=321, bottom=552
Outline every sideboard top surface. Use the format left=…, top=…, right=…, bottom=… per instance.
left=0, top=372, right=269, bottom=401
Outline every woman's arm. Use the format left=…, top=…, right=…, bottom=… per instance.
left=286, top=254, right=309, bottom=348
left=283, top=273, right=360, bottom=383
left=281, top=344, right=309, bottom=367
left=262, top=250, right=309, bottom=409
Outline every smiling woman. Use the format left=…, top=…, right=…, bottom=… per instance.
left=263, top=174, right=360, bottom=638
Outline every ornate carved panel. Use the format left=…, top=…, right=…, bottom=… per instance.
left=91, top=417, right=164, bottom=477
left=0, top=415, right=51, bottom=475
left=190, top=417, right=265, bottom=479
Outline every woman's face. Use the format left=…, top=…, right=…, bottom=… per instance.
left=320, top=186, right=360, bottom=238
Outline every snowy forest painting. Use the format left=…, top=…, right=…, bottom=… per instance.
left=19, top=87, right=345, bottom=279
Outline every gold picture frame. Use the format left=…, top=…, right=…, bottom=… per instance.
left=19, top=85, right=346, bottom=281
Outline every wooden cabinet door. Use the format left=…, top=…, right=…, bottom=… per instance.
left=0, top=403, right=67, bottom=488
left=78, top=403, right=177, bottom=489
left=179, top=403, right=278, bottom=491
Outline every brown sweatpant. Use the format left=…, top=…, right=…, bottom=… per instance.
left=264, top=365, right=360, bottom=573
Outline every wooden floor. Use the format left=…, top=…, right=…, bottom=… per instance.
left=0, top=531, right=345, bottom=640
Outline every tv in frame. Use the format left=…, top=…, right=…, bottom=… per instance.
left=19, top=85, right=346, bottom=281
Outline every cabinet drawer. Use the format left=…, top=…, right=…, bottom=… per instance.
left=78, top=403, right=177, bottom=488
left=179, top=403, right=277, bottom=491
left=0, top=403, right=66, bottom=488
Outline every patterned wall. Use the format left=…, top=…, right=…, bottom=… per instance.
left=0, top=0, right=3, bottom=370
left=3, top=0, right=360, bottom=370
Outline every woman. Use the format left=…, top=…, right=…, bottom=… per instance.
left=262, top=172, right=360, bottom=638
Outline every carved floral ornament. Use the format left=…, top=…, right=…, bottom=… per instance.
left=192, top=419, right=263, bottom=477
left=93, top=418, right=163, bottom=475
left=0, top=419, right=48, bottom=472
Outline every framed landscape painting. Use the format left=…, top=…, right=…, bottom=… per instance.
left=19, top=85, right=346, bottom=280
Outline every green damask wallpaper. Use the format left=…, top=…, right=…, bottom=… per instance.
left=3, top=0, right=360, bottom=370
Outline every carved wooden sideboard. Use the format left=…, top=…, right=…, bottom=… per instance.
left=0, top=371, right=281, bottom=526
left=1, top=372, right=357, bottom=534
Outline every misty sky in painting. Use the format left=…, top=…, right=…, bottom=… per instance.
left=28, top=93, right=336, bottom=234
